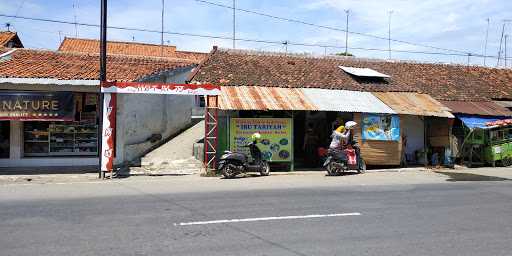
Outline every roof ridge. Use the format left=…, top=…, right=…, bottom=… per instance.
left=17, top=47, right=196, bottom=63
left=61, top=37, right=177, bottom=48
left=217, top=47, right=506, bottom=70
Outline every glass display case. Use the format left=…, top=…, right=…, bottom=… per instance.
left=24, top=122, right=98, bottom=157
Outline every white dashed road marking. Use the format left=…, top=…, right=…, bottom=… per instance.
left=175, top=212, right=362, bottom=226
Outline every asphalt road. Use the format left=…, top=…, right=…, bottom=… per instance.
left=1, top=175, right=511, bottom=255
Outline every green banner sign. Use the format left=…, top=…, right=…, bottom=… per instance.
left=230, top=118, right=292, bottom=162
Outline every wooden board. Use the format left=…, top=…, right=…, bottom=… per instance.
left=354, top=113, right=401, bottom=166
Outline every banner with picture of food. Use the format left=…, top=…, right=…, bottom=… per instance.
left=361, top=114, right=400, bottom=141
left=229, top=118, right=292, bottom=162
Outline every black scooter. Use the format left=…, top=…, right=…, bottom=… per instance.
left=218, top=142, right=270, bottom=178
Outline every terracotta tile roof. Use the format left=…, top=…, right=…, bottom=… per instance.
left=190, top=48, right=512, bottom=102
left=0, top=31, right=23, bottom=48
left=58, top=37, right=207, bottom=63
left=0, top=47, right=196, bottom=82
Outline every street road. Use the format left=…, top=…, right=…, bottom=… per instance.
left=1, top=171, right=511, bottom=255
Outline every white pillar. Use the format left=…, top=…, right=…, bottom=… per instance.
left=10, top=121, right=22, bottom=160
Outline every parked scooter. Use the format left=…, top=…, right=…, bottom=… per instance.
left=218, top=133, right=270, bottom=178
left=323, top=144, right=366, bottom=175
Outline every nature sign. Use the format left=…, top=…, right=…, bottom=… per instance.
left=230, top=118, right=292, bottom=162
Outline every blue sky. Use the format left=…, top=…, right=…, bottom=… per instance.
left=1, top=0, right=511, bottom=66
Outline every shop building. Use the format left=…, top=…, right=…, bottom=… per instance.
left=0, top=47, right=197, bottom=169
left=188, top=48, right=462, bottom=169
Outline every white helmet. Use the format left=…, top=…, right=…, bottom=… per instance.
left=345, top=121, right=357, bottom=129
left=251, top=132, right=262, bottom=141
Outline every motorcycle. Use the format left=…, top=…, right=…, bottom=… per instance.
left=322, top=144, right=366, bottom=176
left=218, top=142, right=270, bottom=178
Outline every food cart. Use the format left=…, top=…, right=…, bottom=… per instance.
left=461, top=117, right=512, bottom=167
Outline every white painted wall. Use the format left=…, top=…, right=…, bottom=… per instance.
left=115, top=67, right=195, bottom=164
left=401, top=115, right=425, bottom=162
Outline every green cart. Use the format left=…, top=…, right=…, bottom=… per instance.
left=463, top=126, right=512, bottom=167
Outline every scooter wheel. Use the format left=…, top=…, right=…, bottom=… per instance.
left=358, top=159, right=367, bottom=174
left=326, top=162, right=339, bottom=176
left=221, top=164, right=238, bottom=179
left=260, top=162, right=270, bottom=176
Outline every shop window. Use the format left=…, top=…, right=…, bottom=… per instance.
left=23, top=93, right=99, bottom=157
left=0, top=121, right=9, bottom=158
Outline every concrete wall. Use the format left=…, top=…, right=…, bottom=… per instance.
left=401, top=115, right=425, bottom=162
left=115, top=67, right=195, bottom=164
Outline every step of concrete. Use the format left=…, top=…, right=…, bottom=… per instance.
left=140, top=120, right=205, bottom=172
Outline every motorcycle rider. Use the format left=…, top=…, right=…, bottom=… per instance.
left=247, top=132, right=263, bottom=164
left=328, top=121, right=362, bottom=170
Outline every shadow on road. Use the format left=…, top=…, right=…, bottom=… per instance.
left=435, top=171, right=511, bottom=182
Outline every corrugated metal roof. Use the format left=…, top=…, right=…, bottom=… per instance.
left=339, top=66, right=390, bottom=78
left=441, top=100, right=512, bottom=116
left=494, top=101, right=512, bottom=108
left=301, top=88, right=396, bottom=113
left=218, top=86, right=316, bottom=110
left=373, top=92, right=454, bottom=118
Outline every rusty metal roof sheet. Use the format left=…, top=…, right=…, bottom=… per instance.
left=218, top=86, right=316, bottom=110
left=440, top=100, right=512, bottom=116
left=373, top=92, right=454, bottom=118
left=302, top=88, right=396, bottom=113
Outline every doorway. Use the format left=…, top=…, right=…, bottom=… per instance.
left=0, top=121, right=9, bottom=158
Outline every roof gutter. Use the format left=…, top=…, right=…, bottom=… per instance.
left=0, top=77, right=100, bottom=86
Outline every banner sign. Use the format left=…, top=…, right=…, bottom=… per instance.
left=0, top=91, right=74, bottom=121
left=230, top=118, right=292, bottom=162
left=101, top=82, right=220, bottom=95
left=101, top=93, right=116, bottom=172
left=361, top=114, right=400, bottom=141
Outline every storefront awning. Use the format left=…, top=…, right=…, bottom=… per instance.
left=301, top=88, right=396, bottom=114
left=373, top=92, right=454, bottom=118
left=218, top=86, right=316, bottom=110
left=441, top=100, right=512, bottom=116
left=457, top=115, right=510, bottom=129
left=219, top=86, right=396, bottom=113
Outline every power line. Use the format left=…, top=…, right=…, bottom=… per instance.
left=1, top=13, right=510, bottom=61
left=192, top=0, right=474, bottom=55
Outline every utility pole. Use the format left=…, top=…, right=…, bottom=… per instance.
left=345, top=9, right=349, bottom=55
left=99, top=0, right=107, bottom=179
left=283, top=41, right=288, bottom=53
left=73, top=1, right=79, bottom=37
left=161, top=0, right=165, bottom=57
left=233, top=0, right=236, bottom=49
left=388, top=10, right=393, bottom=60
left=483, top=18, right=490, bottom=66
left=497, top=20, right=510, bottom=67
left=58, top=31, right=62, bottom=43
left=505, top=35, right=508, bottom=68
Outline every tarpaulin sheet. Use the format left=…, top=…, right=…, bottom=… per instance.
left=457, top=115, right=507, bottom=129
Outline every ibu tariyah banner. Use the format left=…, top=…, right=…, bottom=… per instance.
left=361, top=114, right=400, bottom=141
left=230, top=118, right=292, bottom=162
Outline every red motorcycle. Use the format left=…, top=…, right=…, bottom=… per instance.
left=320, top=144, right=366, bottom=175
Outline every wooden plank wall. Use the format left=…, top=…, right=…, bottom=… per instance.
left=354, top=113, right=402, bottom=166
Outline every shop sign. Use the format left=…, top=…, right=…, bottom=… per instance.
left=229, top=118, right=292, bottom=162
left=0, top=91, right=74, bottom=121
left=361, top=114, right=400, bottom=141
left=101, top=82, right=220, bottom=95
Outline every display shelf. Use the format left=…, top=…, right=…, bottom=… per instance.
left=24, top=123, right=99, bottom=157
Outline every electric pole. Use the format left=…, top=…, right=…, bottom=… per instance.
left=483, top=18, right=490, bottom=66
left=161, top=0, right=165, bottom=57
left=99, top=0, right=107, bottom=179
left=388, top=10, right=393, bottom=60
left=233, top=0, right=236, bottom=49
left=345, top=9, right=349, bottom=55
left=497, top=20, right=511, bottom=67
left=505, top=35, right=508, bottom=68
